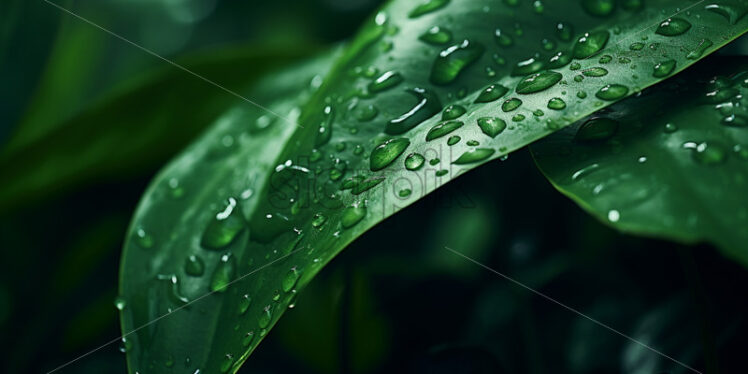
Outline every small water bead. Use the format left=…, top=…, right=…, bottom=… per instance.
left=311, top=213, right=327, bottom=228
left=210, top=253, right=237, bottom=292
left=272, top=290, right=281, bottom=302
left=595, top=84, right=629, bottom=100
left=419, top=26, right=452, bottom=45
left=354, top=144, right=365, bottom=155
left=114, top=297, right=127, bottom=311
left=607, top=210, right=620, bottom=222
left=656, top=17, right=692, bottom=36
left=629, top=42, right=645, bottom=51
left=502, top=98, right=523, bottom=112
left=258, top=305, right=273, bottom=329
left=409, top=0, right=450, bottom=18
left=705, top=2, right=748, bottom=25
left=577, top=91, right=588, bottom=99
left=512, top=114, right=526, bottom=122
left=429, top=158, right=441, bottom=166
left=533, top=0, right=545, bottom=13
left=352, top=176, right=385, bottom=195
left=570, top=62, right=581, bottom=70
left=447, top=135, right=461, bottom=145
left=475, top=84, right=509, bottom=103
left=282, top=267, right=301, bottom=292
left=687, top=38, right=714, bottom=60
left=316, top=105, right=334, bottom=146
left=368, top=71, right=403, bottom=93
left=599, top=55, right=612, bottom=64
left=477, top=117, right=507, bottom=138
left=582, top=0, right=616, bottom=17
left=426, top=120, right=464, bottom=141
left=431, top=40, right=485, bottom=85
left=405, top=153, right=426, bottom=170
left=556, top=22, right=574, bottom=42
left=453, top=148, right=496, bottom=164
left=548, top=97, right=567, bottom=110
left=494, top=28, right=514, bottom=47
left=653, top=59, right=677, bottom=77
left=442, top=104, right=467, bottom=120
left=185, top=255, right=205, bottom=276
left=355, top=104, right=379, bottom=122
left=573, top=31, right=610, bottom=59
left=685, top=141, right=728, bottom=165
left=723, top=114, right=748, bottom=127
left=512, top=56, right=545, bottom=76
left=242, top=332, right=255, bottom=347
left=386, top=88, right=442, bottom=134
left=575, top=117, right=618, bottom=142
left=201, top=197, right=246, bottom=250
left=582, top=67, right=608, bottom=77
left=467, top=140, right=480, bottom=146
left=341, top=204, right=367, bottom=228
left=574, top=74, right=584, bottom=82
left=238, top=294, right=252, bottom=315
left=533, top=109, right=545, bottom=117
left=134, top=227, right=153, bottom=249
left=485, top=66, right=497, bottom=77
left=399, top=189, right=412, bottom=197
left=516, top=71, right=562, bottom=94
left=119, top=337, right=132, bottom=353
left=220, top=354, right=234, bottom=373
left=664, top=123, right=679, bottom=133
left=435, top=170, right=449, bottom=177
left=167, top=178, right=184, bottom=199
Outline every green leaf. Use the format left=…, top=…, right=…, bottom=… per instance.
left=532, top=56, right=748, bottom=266
left=0, top=44, right=315, bottom=212
left=119, top=1, right=748, bottom=372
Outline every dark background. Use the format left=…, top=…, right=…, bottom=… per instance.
left=1, top=0, right=747, bottom=373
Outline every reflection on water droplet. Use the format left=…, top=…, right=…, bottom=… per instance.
left=385, top=88, right=442, bottom=134
left=607, top=210, right=620, bottom=222
left=405, top=153, right=426, bottom=170
left=426, top=120, right=464, bottom=141
left=114, top=297, right=127, bottom=311
left=342, top=204, right=367, bottom=228
left=368, top=71, right=403, bottom=93
left=595, top=84, right=629, bottom=100
left=238, top=294, right=252, bottom=315
left=502, top=98, right=523, bottom=112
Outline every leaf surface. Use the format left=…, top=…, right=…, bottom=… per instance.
left=119, top=0, right=748, bottom=372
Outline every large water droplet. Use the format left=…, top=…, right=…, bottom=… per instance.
left=547, top=97, right=567, bottom=110
left=201, top=197, right=246, bottom=250
left=426, top=120, right=464, bottom=141
left=511, top=56, right=544, bottom=76
left=516, top=71, right=562, bottom=94
left=477, top=117, right=507, bottom=138
left=447, top=135, right=461, bottom=146
left=705, top=2, right=748, bottom=25
left=453, top=148, right=496, bottom=164
left=653, top=59, right=676, bottom=77
left=502, top=98, right=523, bottom=112
left=656, top=17, right=692, bottom=36
left=385, top=88, right=442, bottom=134
left=405, top=153, right=426, bottom=170
left=368, top=71, right=403, bottom=93
left=409, top=0, right=450, bottom=18
left=686, top=38, right=713, bottom=60
left=442, top=104, right=466, bottom=120
left=341, top=204, right=367, bottom=228
left=595, top=84, right=629, bottom=100
left=575, top=117, right=618, bottom=142
left=573, top=31, right=609, bottom=59
left=431, top=40, right=485, bottom=85
left=210, top=253, right=236, bottom=292
left=475, top=84, right=509, bottom=103
left=419, top=26, right=452, bottom=45
left=370, top=138, right=410, bottom=171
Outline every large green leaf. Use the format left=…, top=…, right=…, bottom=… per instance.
left=0, top=44, right=315, bottom=212
left=532, top=56, right=748, bottom=265
left=119, top=0, right=748, bottom=372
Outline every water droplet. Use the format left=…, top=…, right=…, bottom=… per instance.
left=653, top=59, right=676, bottom=77
left=547, top=97, right=567, bottom=110
left=114, top=297, right=127, bottom=311
left=607, top=209, right=620, bottom=222
left=686, top=38, right=713, bottom=60
left=686, top=141, right=728, bottom=165
left=573, top=31, right=609, bottom=59
left=512, top=114, right=526, bottom=122
left=577, top=91, right=588, bottom=99
left=431, top=40, right=485, bottom=85
left=242, top=331, right=255, bottom=347
left=723, top=114, right=748, bottom=127
left=258, top=305, right=273, bottom=328
left=547, top=51, right=572, bottom=68
left=352, top=176, right=385, bottom=195
left=599, top=54, right=612, bottom=64
left=502, top=98, right=523, bottom=112
left=399, top=189, right=412, bottom=197
left=570, top=62, right=582, bottom=70
left=516, top=70, right=562, bottom=94
left=475, top=84, right=509, bottom=103
left=629, top=42, right=645, bottom=50
left=429, top=158, right=441, bottom=166
left=533, top=0, right=545, bottom=13
left=315, top=105, right=334, bottom=146
left=477, top=117, right=507, bottom=138
left=595, top=84, right=629, bottom=100
left=370, top=138, right=410, bottom=171
left=405, top=153, right=426, bottom=170
left=409, top=0, right=450, bottom=18
left=134, top=227, right=153, bottom=249
left=556, top=22, right=574, bottom=41
left=541, top=38, right=555, bottom=51
left=512, top=56, right=545, bottom=76
left=238, top=294, right=252, bottom=315
left=368, top=71, right=403, bottom=93
left=583, top=67, right=608, bottom=77
left=453, top=148, right=495, bottom=164
left=282, top=267, right=301, bottom=292
left=705, top=2, right=748, bottom=25
left=341, top=204, right=367, bottom=228
left=494, top=28, right=514, bottom=47
left=575, top=117, right=618, bottom=141
left=201, top=197, right=246, bottom=250
left=385, top=88, right=442, bottom=134
left=220, top=354, right=234, bottom=373
left=467, top=140, right=480, bottom=146
left=210, top=253, right=236, bottom=292
left=446, top=135, right=460, bottom=146
left=582, top=0, right=616, bottom=17
left=355, top=104, right=379, bottom=122
left=426, top=120, right=464, bottom=141
left=419, top=26, right=452, bottom=45
left=442, top=104, right=466, bottom=120
left=272, top=290, right=281, bottom=302
left=185, top=255, right=205, bottom=276
left=311, top=213, right=327, bottom=228
left=656, top=17, right=692, bottom=36
left=664, top=123, right=678, bottom=133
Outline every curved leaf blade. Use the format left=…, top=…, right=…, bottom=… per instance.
left=120, top=0, right=748, bottom=372
left=532, top=56, right=748, bottom=265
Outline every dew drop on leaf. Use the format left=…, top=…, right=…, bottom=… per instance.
left=685, top=141, right=728, bottom=165
left=502, top=98, right=523, bottom=112
left=220, top=354, right=235, bottom=373
left=370, top=138, right=410, bottom=171
left=442, top=104, right=467, bottom=120
left=282, top=267, right=301, bottom=292
left=477, top=117, right=507, bottom=138
left=511, top=56, right=545, bottom=76
left=547, top=51, right=572, bottom=68
left=242, top=332, right=255, bottom=347
left=238, top=294, right=252, bottom=315
left=686, top=38, right=714, bottom=60
left=582, top=67, right=608, bottom=77
left=408, top=0, right=450, bottom=18
left=453, top=148, right=496, bottom=164
left=655, top=17, right=692, bottom=36
left=447, top=135, right=461, bottom=146
left=595, top=84, right=629, bottom=100
left=475, top=84, right=509, bottom=103
left=494, top=28, right=514, bottom=47
left=258, top=305, right=273, bottom=329
left=341, top=204, right=367, bottom=228
left=134, top=227, right=154, bottom=249
left=368, top=71, right=403, bottom=93
left=419, top=26, right=453, bottom=45
left=556, top=22, right=574, bottom=41
left=516, top=70, right=562, bottom=94
left=201, top=197, right=246, bottom=250
left=185, top=254, right=205, bottom=276
left=430, top=40, right=485, bottom=85
left=210, top=253, right=236, bottom=292
left=114, top=296, right=127, bottom=311
left=705, top=2, right=748, bottom=25
left=426, top=120, right=464, bottom=141
left=575, top=117, right=618, bottom=142
left=385, top=88, right=442, bottom=134
left=653, top=59, right=677, bottom=77
left=581, top=0, right=616, bottom=17
left=405, top=153, right=426, bottom=170
left=573, top=31, right=609, bottom=59
left=547, top=97, right=567, bottom=110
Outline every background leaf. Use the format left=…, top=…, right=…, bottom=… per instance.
left=531, top=56, right=748, bottom=266
left=119, top=0, right=748, bottom=373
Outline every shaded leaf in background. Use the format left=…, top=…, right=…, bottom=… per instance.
left=118, top=0, right=748, bottom=372
left=532, top=57, right=748, bottom=265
